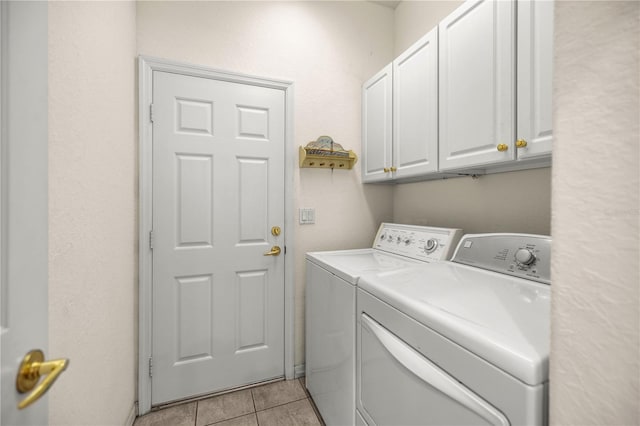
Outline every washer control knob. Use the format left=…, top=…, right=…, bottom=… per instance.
left=404, top=238, right=411, bottom=245
left=380, top=233, right=386, bottom=240
left=515, top=248, right=536, bottom=265
left=396, top=236, right=402, bottom=244
left=424, top=239, right=438, bottom=254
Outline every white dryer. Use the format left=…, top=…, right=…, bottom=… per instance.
left=305, top=223, right=463, bottom=426
left=356, top=233, right=551, bottom=426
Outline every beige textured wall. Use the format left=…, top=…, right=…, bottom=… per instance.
left=392, top=0, right=552, bottom=236
left=136, top=1, right=395, bottom=366
left=48, top=2, right=137, bottom=424
left=393, top=168, right=552, bottom=234
left=550, top=1, right=640, bottom=424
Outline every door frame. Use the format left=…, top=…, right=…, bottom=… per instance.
left=137, top=56, right=296, bottom=415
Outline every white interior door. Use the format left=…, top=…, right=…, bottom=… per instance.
left=1, top=2, right=64, bottom=424
left=151, top=71, right=286, bottom=405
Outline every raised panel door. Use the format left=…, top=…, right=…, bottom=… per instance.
left=439, top=0, right=516, bottom=171
left=517, top=0, right=554, bottom=160
left=0, top=2, right=51, bottom=423
left=362, top=64, right=393, bottom=182
left=151, top=71, right=285, bottom=404
left=393, top=27, right=439, bottom=179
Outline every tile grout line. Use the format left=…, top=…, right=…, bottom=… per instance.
left=250, top=388, right=257, bottom=413
left=204, top=410, right=256, bottom=426
left=194, top=400, right=199, bottom=426
left=257, top=397, right=323, bottom=426
left=299, top=379, right=324, bottom=425
left=250, top=387, right=259, bottom=426
left=255, top=395, right=310, bottom=413
left=259, top=380, right=306, bottom=414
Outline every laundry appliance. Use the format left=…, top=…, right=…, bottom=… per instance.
left=305, top=223, right=463, bottom=426
left=356, top=233, right=551, bottom=425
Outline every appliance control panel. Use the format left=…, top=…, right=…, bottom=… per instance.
left=452, top=233, right=551, bottom=284
left=372, top=223, right=463, bottom=263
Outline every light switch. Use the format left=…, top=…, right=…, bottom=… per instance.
left=299, top=208, right=315, bottom=224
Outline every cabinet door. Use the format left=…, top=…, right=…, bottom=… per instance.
left=517, top=0, right=554, bottom=159
left=439, top=0, right=515, bottom=171
left=362, top=63, right=393, bottom=183
left=393, top=27, right=439, bottom=179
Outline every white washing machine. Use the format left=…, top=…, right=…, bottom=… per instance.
left=305, top=223, right=463, bottom=426
left=356, top=233, right=551, bottom=426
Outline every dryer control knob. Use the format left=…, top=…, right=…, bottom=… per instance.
left=515, top=248, right=536, bottom=265
left=424, top=239, right=438, bottom=254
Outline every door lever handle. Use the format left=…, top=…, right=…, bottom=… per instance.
left=263, top=246, right=281, bottom=256
left=16, top=349, right=69, bottom=409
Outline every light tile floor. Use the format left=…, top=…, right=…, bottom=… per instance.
left=134, top=379, right=324, bottom=426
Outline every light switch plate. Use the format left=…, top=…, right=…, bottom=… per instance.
left=299, top=208, right=315, bottom=224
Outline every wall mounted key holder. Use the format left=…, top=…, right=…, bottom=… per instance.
left=299, top=135, right=357, bottom=170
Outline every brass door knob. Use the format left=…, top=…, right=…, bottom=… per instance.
left=271, top=226, right=281, bottom=237
left=16, top=349, right=69, bottom=409
left=264, top=246, right=281, bottom=256
left=496, top=144, right=509, bottom=152
left=516, top=139, right=528, bottom=148
left=389, top=166, right=397, bottom=172
left=383, top=167, right=390, bottom=173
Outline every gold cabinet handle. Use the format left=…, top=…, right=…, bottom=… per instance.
left=16, top=349, right=69, bottom=409
left=516, top=139, right=528, bottom=148
left=390, top=166, right=397, bottom=172
left=496, top=144, right=509, bottom=152
left=383, top=167, right=390, bottom=173
left=264, top=246, right=281, bottom=256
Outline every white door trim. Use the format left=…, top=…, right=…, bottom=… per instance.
left=137, top=56, right=295, bottom=415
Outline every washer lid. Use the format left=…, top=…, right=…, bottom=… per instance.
left=306, top=249, right=421, bottom=285
left=358, top=262, right=550, bottom=386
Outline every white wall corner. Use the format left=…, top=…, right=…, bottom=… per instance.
left=294, top=363, right=306, bottom=379
left=125, top=402, right=138, bottom=426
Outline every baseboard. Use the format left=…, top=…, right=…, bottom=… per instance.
left=125, top=401, right=138, bottom=426
left=294, top=363, right=305, bottom=378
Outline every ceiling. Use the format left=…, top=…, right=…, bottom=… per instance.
left=369, top=1, right=402, bottom=10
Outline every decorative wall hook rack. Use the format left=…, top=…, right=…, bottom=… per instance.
left=299, top=136, right=357, bottom=170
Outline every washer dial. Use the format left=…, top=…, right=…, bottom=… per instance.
left=515, top=248, right=536, bottom=266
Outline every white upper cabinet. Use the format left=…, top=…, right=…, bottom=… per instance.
left=362, top=0, right=553, bottom=183
left=517, top=0, right=554, bottom=159
left=362, top=28, right=439, bottom=183
left=393, top=28, right=439, bottom=179
left=438, top=0, right=516, bottom=171
left=362, top=64, right=393, bottom=183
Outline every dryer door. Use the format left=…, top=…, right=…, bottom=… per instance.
left=358, top=313, right=510, bottom=426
